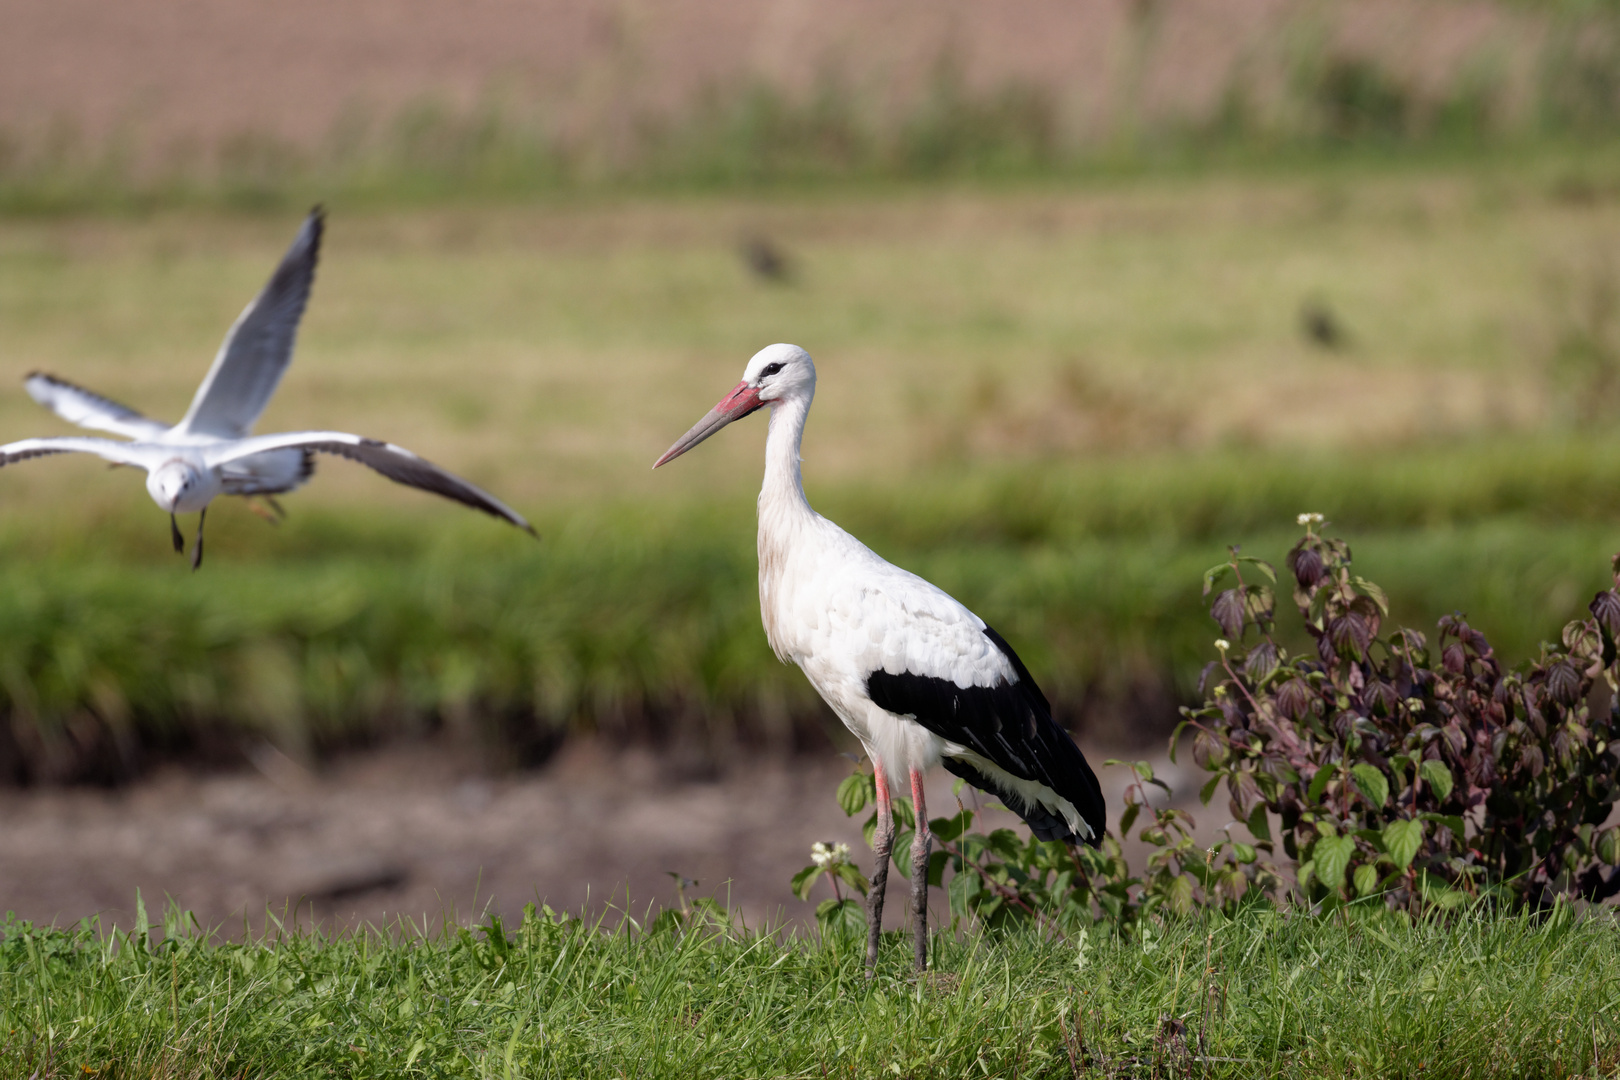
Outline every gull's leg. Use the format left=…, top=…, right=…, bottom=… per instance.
left=265, top=496, right=287, bottom=521
left=245, top=498, right=283, bottom=525
left=170, top=514, right=184, bottom=554
left=191, top=507, right=207, bottom=571
left=910, top=767, right=932, bottom=972
left=866, top=762, right=895, bottom=975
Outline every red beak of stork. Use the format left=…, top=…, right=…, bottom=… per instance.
left=653, top=380, right=766, bottom=468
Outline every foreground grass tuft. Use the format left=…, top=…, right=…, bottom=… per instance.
left=2, top=902, right=1617, bottom=1078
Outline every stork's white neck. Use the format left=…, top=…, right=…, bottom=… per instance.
left=757, top=390, right=817, bottom=659
left=760, top=392, right=812, bottom=517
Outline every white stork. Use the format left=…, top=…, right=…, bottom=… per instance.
left=655, top=343, right=1106, bottom=972
left=0, top=208, right=534, bottom=566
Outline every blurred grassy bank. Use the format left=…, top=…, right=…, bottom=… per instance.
left=5, top=166, right=1620, bottom=779
left=5, top=437, right=1620, bottom=783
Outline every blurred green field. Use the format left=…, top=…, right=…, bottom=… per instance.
left=5, top=156, right=1620, bottom=777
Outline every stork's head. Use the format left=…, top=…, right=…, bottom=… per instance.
left=654, top=343, right=816, bottom=467
left=146, top=459, right=206, bottom=513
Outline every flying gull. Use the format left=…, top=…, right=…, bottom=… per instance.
left=3, top=208, right=534, bottom=567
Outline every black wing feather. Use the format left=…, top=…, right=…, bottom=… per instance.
left=865, top=625, right=1106, bottom=845
left=301, top=438, right=534, bottom=533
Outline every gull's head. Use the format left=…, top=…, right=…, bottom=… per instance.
left=654, top=344, right=816, bottom=468
left=147, top=460, right=205, bottom=513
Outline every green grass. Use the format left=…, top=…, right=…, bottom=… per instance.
left=3, top=901, right=1617, bottom=1078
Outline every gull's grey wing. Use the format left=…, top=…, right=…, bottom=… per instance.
left=208, top=431, right=535, bottom=534
left=0, top=436, right=164, bottom=470
left=25, top=372, right=169, bottom=440
left=177, top=208, right=324, bottom=439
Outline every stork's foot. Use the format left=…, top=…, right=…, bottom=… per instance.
left=867, top=829, right=894, bottom=975
left=911, top=828, right=931, bottom=972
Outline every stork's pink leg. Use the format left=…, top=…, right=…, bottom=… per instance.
left=866, top=762, right=895, bottom=974
left=910, top=767, right=932, bottom=972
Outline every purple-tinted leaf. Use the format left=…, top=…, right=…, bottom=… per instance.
left=1591, top=591, right=1620, bottom=638
left=1547, top=661, right=1583, bottom=706
left=1244, top=641, right=1280, bottom=682
left=1212, top=588, right=1246, bottom=639
left=1519, top=744, right=1546, bottom=778
left=1442, top=644, right=1466, bottom=674
left=1287, top=544, right=1324, bottom=590
left=1365, top=679, right=1398, bottom=717
left=1329, top=613, right=1370, bottom=659
left=1228, top=770, right=1261, bottom=820
left=1192, top=731, right=1226, bottom=769
left=1276, top=677, right=1313, bottom=719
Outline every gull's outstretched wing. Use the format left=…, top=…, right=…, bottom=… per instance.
left=178, top=208, right=323, bottom=439
left=25, top=372, right=169, bottom=440
left=0, top=436, right=164, bottom=470
left=208, top=431, right=535, bottom=534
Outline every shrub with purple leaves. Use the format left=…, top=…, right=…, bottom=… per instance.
left=1179, top=517, right=1620, bottom=911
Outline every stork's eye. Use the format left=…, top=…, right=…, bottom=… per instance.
left=760, top=362, right=784, bottom=378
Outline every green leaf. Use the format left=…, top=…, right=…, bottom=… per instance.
left=814, top=898, right=867, bottom=941
left=1381, top=818, right=1425, bottom=870
left=1232, top=842, right=1257, bottom=864
left=1419, top=760, right=1454, bottom=802
left=837, top=773, right=873, bottom=817
left=1353, top=863, right=1380, bottom=897
left=891, top=798, right=915, bottom=830
left=1307, top=764, right=1335, bottom=803
left=1166, top=874, right=1196, bottom=915
left=1352, top=576, right=1390, bottom=615
left=834, top=863, right=871, bottom=897
left=1238, top=555, right=1278, bottom=583
left=931, top=811, right=972, bottom=843
left=790, top=866, right=823, bottom=901
left=1350, top=764, right=1389, bottom=808
left=987, top=829, right=1024, bottom=862
left=1420, top=812, right=1466, bottom=839
left=1313, top=835, right=1357, bottom=892
left=1599, top=827, right=1620, bottom=867
left=1199, top=775, right=1222, bottom=806
left=1204, top=562, right=1233, bottom=596
left=947, top=866, right=982, bottom=915
left=1246, top=804, right=1272, bottom=843
left=1118, top=801, right=1141, bottom=837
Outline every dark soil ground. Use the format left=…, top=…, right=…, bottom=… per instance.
left=0, top=736, right=1204, bottom=936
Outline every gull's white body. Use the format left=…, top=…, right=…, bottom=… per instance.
left=2, top=210, right=532, bottom=559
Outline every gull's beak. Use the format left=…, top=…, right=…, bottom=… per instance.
left=653, top=380, right=765, bottom=468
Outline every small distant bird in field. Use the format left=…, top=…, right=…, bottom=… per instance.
left=1301, top=299, right=1347, bottom=350
left=2, top=208, right=533, bottom=567
left=655, top=343, right=1105, bottom=973
left=740, top=235, right=793, bottom=283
